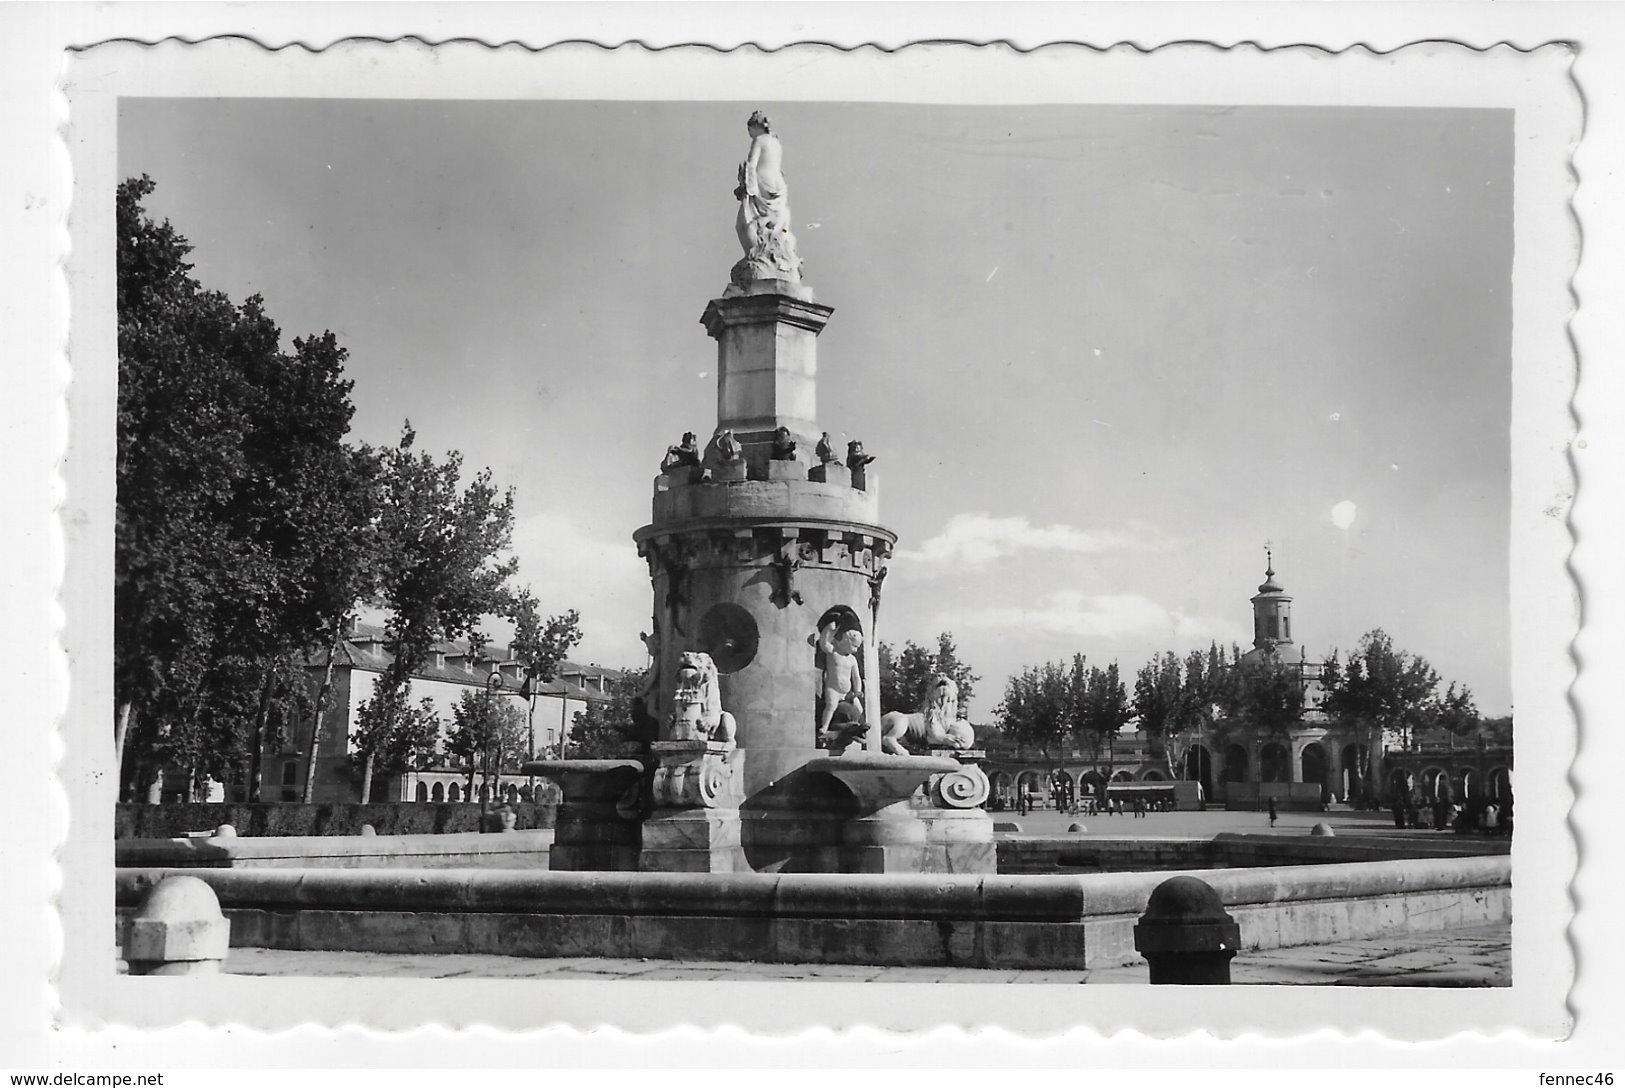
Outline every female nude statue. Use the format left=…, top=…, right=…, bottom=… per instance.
left=732, top=111, right=801, bottom=283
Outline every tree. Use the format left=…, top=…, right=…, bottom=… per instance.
left=447, top=688, right=529, bottom=800
left=351, top=693, right=441, bottom=800
left=1135, top=651, right=1209, bottom=778
left=1075, top=661, right=1134, bottom=786
left=354, top=424, right=523, bottom=802
left=115, top=176, right=374, bottom=801
left=569, top=673, right=643, bottom=758
left=1320, top=628, right=1449, bottom=797
left=994, top=660, right=1072, bottom=771
left=879, top=632, right=979, bottom=715
left=507, top=591, right=584, bottom=761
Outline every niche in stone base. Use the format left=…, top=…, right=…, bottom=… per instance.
left=812, top=605, right=867, bottom=752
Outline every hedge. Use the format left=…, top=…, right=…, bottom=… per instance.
left=115, top=797, right=558, bottom=839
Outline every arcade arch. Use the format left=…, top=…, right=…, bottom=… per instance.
left=1184, top=744, right=1214, bottom=797
left=1260, top=743, right=1290, bottom=783
left=1223, top=744, right=1249, bottom=782
left=1300, top=743, right=1328, bottom=792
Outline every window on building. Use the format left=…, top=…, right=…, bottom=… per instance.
left=1268, top=615, right=1280, bottom=639
left=1283, top=616, right=1291, bottom=640
left=282, top=761, right=298, bottom=786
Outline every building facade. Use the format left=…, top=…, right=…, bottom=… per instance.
left=252, top=620, right=624, bottom=804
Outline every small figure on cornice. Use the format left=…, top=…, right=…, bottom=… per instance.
left=731, top=111, right=802, bottom=286
left=773, top=552, right=804, bottom=607
left=771, top=426, right=799, bottom=461
left=661, top=432, right=700, bottom=472
left=815, top=432, right=839, bottom=465
left=709, top=429, right=742, bottom=463
left=846, top=440, right=876, bottom=472
left=868, top=565, right=888, bottom=614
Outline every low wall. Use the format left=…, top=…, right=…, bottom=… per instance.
left=116, top=830, right=555, bottom=870
left=116, top=855, right=1510, bottom=971
left=114, top=800, right=558, bottom=840
left=998, top=833, right=1512, bottom=874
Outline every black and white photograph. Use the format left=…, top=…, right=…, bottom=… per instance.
left=7, top=7, right=1621, bottom=1071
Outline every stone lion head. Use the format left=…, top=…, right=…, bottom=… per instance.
left=675, top=650, right=723, bottom=727
left=920, top=675, right=959, bottom=727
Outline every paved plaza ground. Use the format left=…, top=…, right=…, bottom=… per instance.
left=990, top=803, right=1492, bottom=841
left=222, top=921, right=1509, bottom=985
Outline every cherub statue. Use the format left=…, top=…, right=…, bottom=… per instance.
left=846, top=440, right=876, bottom=472
left=661, top=432, right=700, bottom=472
left=814, top=618, right=866, bottom=746
left=815, top=432, right=838, bottom=465
left=771, top=426, right=798, bottom=461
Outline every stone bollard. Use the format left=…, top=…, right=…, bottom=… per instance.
left=1068, top=823, right=1087, bottom=833
left=359, top=823, right=377, bottom=837
left=122, top=875, right=231, bottom=976
left=1133, top=875, right=1240, bottom=985
left=1310, top=822, right=1335, bottom=837
left=212, top=824, right=237, bottom=838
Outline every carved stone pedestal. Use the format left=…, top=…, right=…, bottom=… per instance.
left=521, top=759, right=645, bottom=871
left=639, top=740, right=746, bottom=873
left=913, top=749, right=995, bottom=872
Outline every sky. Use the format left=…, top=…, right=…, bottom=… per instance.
left=119, top=98, right=1514, bottom=718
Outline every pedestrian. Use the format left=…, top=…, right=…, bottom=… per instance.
left=1267, top=795, right=1279, bottom=828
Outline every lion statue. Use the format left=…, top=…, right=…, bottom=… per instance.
left=667, top=651, right=737, bottom=751
left=880, top=675, right=974, bottom=755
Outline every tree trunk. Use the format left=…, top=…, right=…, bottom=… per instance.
left=302, top=620, right=345, bottom=804
left=359, top=750, right=375, bottom=805
left=248, top=672, right=274, bottom=802
left=114, top=701, right=134, bottom=793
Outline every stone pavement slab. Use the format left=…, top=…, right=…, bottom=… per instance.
left=219, top=921, right=1508, bottom=986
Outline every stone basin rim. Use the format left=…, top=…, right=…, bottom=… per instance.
left=804, top=754, right=961, bottom=775
left=520, top=759, right=644, bottom=776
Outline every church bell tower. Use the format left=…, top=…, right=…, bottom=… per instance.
left=1250, top=549, right=1294, bottom=656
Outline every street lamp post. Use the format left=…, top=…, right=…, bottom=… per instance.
left=483, top=667, right=539, bottom=824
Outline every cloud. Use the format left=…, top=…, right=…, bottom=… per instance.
left=895, top=513, right=1166, bottom=575
left=506, top=510, right=650, bottom=667
left=947, top=590, right=1236, bottom=645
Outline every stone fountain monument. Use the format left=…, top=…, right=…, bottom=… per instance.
left=528, top=112, right=992, bottom=875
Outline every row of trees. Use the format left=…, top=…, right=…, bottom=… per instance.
left=116, top=176, right=580, bottom=802
left=994, top=628, right=1489, bottom=791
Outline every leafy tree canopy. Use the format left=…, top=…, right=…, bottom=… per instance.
left=569, top=673, right=643, bottom=759
left=116, top=175, right=375, bottom=799
left=879, top=632, right=979, bottom=715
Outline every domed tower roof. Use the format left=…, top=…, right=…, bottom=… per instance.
left=1249, top=548, right=1294, bottom=653
left=1251, top=549, right=1289, bottom=599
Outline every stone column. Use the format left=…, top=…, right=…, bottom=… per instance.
left=701, top=288, right=833, bottom=463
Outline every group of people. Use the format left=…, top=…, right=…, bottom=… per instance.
left=990, top=784, right=1176, bottom=817
left=1391, top=794, right=1513, bottom=835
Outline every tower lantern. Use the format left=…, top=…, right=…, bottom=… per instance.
left=1250, top=549, right=1294, bottom=655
